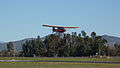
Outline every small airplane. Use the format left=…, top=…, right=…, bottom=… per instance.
left=42, top=25, right=79, bottom=33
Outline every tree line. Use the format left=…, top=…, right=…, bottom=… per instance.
left=0, top=31, right=120, bottom=57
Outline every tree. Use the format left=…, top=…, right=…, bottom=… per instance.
left=57, top=37, right=70, bottom=57
left=114, top=44, right=120, bottom=56
left=7, top=42, right=14, bottom=57
left=22, top=36, right=43, bottom=57
left=33, top=36, right=44, bottom=56
left=76, top=35, right=91, bottom=56
left=22, top=40, right=32, bottom=57
left=91, top=32, right=96, bottom=38
left=21, top=31, right=110, bottom=57
left=44, top=34, right=60, bottom=57
left=0, top=49, right=7, bottom=57
left=90, top=32, right=108, bottom=56
left=81, top=30, right=86, bottom=38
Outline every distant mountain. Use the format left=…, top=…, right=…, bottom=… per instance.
left=0, top=34, right=56, bottom=51
left=0, top=34, right=120, bottom=52
left=0, top=41, right=4, bottom=43
left=0, top=38, right=35, bottom=51
left=102, top=35, right=120, bottom=45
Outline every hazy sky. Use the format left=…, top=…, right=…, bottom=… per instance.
left=0, top=0, right=120, bottom=42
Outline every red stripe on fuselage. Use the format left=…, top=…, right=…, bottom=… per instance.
left=53, top=29, right=66, bottom=33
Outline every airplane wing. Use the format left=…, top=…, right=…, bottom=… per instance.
left=63, top=27, right=79, bottom=28
left=42, top=25, right=79, bottom=28
left=42, top=25, right=60, bottom=28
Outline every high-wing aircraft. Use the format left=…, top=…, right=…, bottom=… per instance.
left=42, top=25, right=79, bottom=33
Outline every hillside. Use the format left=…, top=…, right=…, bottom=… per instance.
left=0, top=38, right=35, bottom=51
left=102, top=35, right=120, bottom=45
left=0, top=34, right=120, bottom=51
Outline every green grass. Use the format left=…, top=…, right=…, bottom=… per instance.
left=0, top=57, right=120, bottom=62
left=0, top=62, right=120, bottom=68
left=0, top=57, right=120, bottom=68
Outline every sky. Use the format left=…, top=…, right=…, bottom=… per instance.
left=0, top=0, right=120, bottom=42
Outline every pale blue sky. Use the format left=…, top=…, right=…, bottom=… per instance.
left=0, top=0, right=120, bottom=42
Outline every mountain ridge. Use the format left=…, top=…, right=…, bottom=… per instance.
left=0, top=34, right=120, bottom=51
left=102, top=35, right=120, bottom=45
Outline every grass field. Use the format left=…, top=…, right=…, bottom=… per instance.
left=0, top=62, right=120, bottom=68
left=0, top=57, right=120, bottom=62
left=0, top=57, right=120, bottom=68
